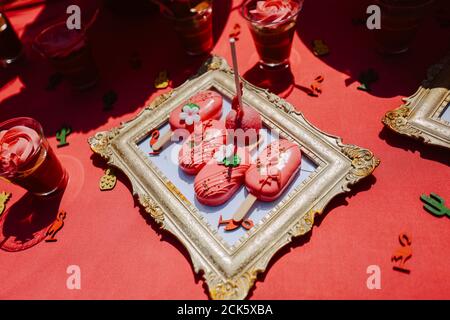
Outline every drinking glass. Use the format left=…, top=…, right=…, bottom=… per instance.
left=0, top=118, right=68, bottom=196
left=163, top=0, right=214, bottom=55
left=373, top=0, right=434, bottom=54
left=0, top=12, right=23, bottom=67
left=241, top=0, right=303, bottom=69
left=34, top=21, right=98, bottom=90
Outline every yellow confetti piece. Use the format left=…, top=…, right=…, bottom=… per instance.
left=154, top=70, right=170, bottom=89
left=312, top=40, right=329, bottom=57
left=0, top=191, right=11, bottom=216
left=100, top=168, right=117, bottom=191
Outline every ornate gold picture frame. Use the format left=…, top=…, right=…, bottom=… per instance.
left=383, top=54, right=450, bottom=150
left=88, top=56, right=379, bottom=300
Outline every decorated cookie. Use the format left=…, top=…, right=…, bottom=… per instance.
left=152, top=90, right=223, bottom=151
left=245, top=139, right=301, bottom=201
left=194, top=146, right=252, bottom=206
left=178, top=120, right=227, bottom=175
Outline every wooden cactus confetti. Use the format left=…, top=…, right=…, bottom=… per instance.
left=56, top=126, right=72, bottom=148
left=358, top=68, right=379, bottom=92
left=312, top=40, right=329, bottom=56
left=229, top=23, right=241, bottom=40
left=99, top=168, right=117, bottom=191
left=420, top=193, right=450, bottom=218
left=45, top=210, right=66, bottom=242
left=0, top=192, right=11, bottom=216
left=103, top=90, right=118, bottom=111
left=154, top=70, right=169, bottom=89
left=391, top=233, right=412, bottom=274
left=308, top=75, right=324, bottom=97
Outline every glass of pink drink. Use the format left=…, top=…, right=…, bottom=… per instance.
left=34, top=21, right=98, bottom=90
left=161, top=0, right=214, bottom=55
left=0, top=118, right=68, bottom=196
left=242, top=0, right=304, bottom=68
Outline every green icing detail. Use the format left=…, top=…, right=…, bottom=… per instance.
left=185, top=103, right=200, bottom=111
left=223, top=154, right=241, bottom=168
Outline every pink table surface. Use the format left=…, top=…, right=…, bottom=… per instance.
left=0, top=0, right=449, bottom=299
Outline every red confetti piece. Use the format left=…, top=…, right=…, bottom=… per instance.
left=391, top=232, right=412, bottom=274
left=229, top=23, right=241, bottom=40
left=308, top=75, right=324, bottom=97
left=45, top=211, right=66, bottom=242
left=148, top=129, right=161, bottom=155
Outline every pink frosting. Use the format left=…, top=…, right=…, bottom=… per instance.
left=169, top=90, right=223, bottom=132
left=225, top=105, right=262, bottom=134
left=0, top=126, right=41, bottom=175
left=35, top=23, right=86, bottom=58
left=194, top=147, right=252, bottom=206
left=178, top=120, right=227, bottom=175
left=249, top=0, right=302, bottom=24
left=245, top=139, right=301, bottom=201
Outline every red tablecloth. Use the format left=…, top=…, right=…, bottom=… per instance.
left=1, top=0, right=449, bottom=299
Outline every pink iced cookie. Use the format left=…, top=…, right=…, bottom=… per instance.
left=169, top=90, right=223, bottom=132
left=225, top=84, right=262, bottom=145
left=194, top=146, right=252, bottom=206
left=152, top=90, right=223, bottom=151
left=245, top=139, right=301, bottom=202
left=178, top=120, right=227, bottom=175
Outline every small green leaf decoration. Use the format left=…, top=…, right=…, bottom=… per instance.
left=223, top=155, right=241, bottom=167
left=420, top=193, right=450, bottom=218
left=185, top=103, right=200, bottom=110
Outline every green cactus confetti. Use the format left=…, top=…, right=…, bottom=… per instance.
left=420, top=193, right=450, bottom=218
left=357, top=68, right=379, bottom=92
left=56, top=126, right=72, bottom=148
left=103, top=90, right=118, bottom=111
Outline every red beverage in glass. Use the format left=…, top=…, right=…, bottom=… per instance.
left=34, top=22, right=98, bottom=90
left=0, top=118, right=67, bottom=196
left=162, top=0, right=213, bottom=55
left=0, top=12, right=23, bottom=67
left=242, top=0, right=304, bottom=68
left=373, top=0, right=434, bottom=54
